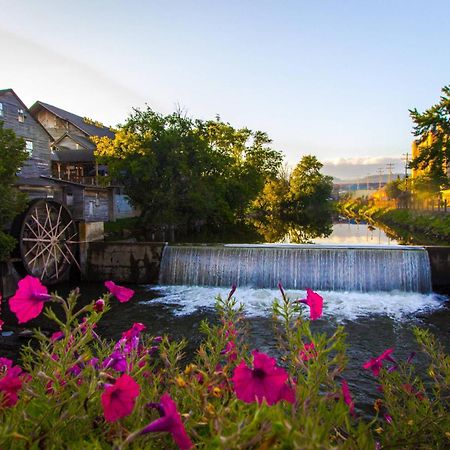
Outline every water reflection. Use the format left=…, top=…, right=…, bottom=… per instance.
left=313, top=222, right=398, bottom=245
left=250, top=211, right=334, bottom=244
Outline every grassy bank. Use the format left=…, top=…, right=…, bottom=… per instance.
left=338, top=199, right=450, bottom=244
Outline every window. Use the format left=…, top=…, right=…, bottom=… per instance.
left=18, top=109, right=25, bottom=123
left=0, top=103, right=3, bottom=117
left=25, top=140, right=33, bottom=156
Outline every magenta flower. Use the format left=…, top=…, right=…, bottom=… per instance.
left=299, top=342, right=317, bottom=361
left=142, top=393, right=193, bottom=450
left=122, top=322, right=146, bottom=340
left=101, top=374, right=140, bottom=422
left=363, top=349, right=395, bottom=376
left=9, top=276, right=51, bottom=324
left=221, top=340, right=237, bottom=361
left=227, top=284, right=237, bottom=300
left=104, top=281, right=134, bottom=303
left=103, top=350, right=128, bottom=372
left=341, top=380, right=355, bottom=415
left=0, top=358, right=24, bottom=407
left=295, top=288, right=323, bottom=320
left=94, top=298, right=105, bottom=312
left=232, top=350, right=295, bottom=405
left=50, top=331, right=65, bottom=342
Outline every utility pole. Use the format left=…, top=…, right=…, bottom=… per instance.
left=366, top=173, right=370, bottom=190
left=377, top=168, right=384, bottom=190
left=401, top=153, right=409, bottom=181
left=386, top=163, right=394, bottom=183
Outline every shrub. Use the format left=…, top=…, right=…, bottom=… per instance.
left=0, top=278, right=449, bottom=448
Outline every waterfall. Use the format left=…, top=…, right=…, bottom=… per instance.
left=158, top=244, right=432, bottom=293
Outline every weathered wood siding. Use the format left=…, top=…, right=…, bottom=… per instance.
left=0, top=91, right=51, bottom=178
left=33, top=109, right=86, bottom=141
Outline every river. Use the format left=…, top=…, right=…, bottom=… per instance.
left=1, top=222, right=449, bottom=413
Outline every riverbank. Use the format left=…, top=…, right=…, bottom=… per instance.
left=338, top=199, right=450, bottom=245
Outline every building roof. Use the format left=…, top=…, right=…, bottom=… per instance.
left=51, top=146, right=95, bottom=163
left=0, top=89, right=55, bottom=140
left=53, top=132, right=96, bottom=151
left=29, top=101, right=115, bottom=139
left=14, top=175, right=61, bottom=187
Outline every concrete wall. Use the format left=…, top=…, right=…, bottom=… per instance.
left=83, top=242, right=167, bottom=284
left=425, top=246, right=450, bottom=290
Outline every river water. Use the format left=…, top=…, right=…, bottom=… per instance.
left=1, top=222, right=449, bottom=412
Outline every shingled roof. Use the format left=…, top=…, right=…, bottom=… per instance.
left=29, top=101, right=115, bottom=139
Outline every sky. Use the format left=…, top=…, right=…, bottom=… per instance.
left=1, top=0, right=449, bottom=179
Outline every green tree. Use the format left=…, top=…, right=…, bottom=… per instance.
left=0, top=121, right=28, bottom=260
left=95, top=108, right=283, bottom=238
left=409, top=85, right=450, bottom=192
left=282, top=155, right=333, bottom=242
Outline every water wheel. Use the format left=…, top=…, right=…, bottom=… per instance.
left=15, top=199, right=80, bottom=284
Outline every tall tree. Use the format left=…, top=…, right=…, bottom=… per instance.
left=94, top=108, right=283, bottom=237
left=281, top=155, right=333, bottom=242
left=409, top=85, right=450, bottom=193
left=0, top=122, right=28, bottom=260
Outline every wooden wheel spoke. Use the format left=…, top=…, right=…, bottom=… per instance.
left=24, top=241, right=41, bottom=258
left=28, top=241, right=53, bottom=266
left=60, top=242, right=81, bottom=271
left=55, top=242, right=72, bottom=266
left=25, top=222, right=40, bottom=239
left=31, top=211, right=52, bottom=240
left=53, top=244, right=59, bottom=280
left=41, top=243, right=54, bottom=279
left=55, top=220, right=74, bottom=240
left=22, top=238, right=52, bottom=243
left=65, top=232, right=79, bottom=244
left=20, top=201, right=78, bottom=282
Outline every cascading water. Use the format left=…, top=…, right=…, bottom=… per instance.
left=158, top=244, right=432, bottom=293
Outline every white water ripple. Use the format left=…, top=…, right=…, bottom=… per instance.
left=140, top=286, right=445, bottom=321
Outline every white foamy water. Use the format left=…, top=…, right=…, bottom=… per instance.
left=141, top=286, right=445, bottom=321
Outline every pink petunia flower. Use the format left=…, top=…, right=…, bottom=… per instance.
left=0, top=358, right=24, bottom=407
left=9, top=276, right=51, bottom=324
left=104, top=281, right=134, bottom=303
left=341, top=379, right=355, bottom=415
left=299, top=342, right=317, bottom=361
left=362, top=349, right=395, bottom=376
left=101, top=374, right=140, bottom=422
left=295, top=288, right=323, bottom=320
left=103, top=350, right=128, bottom=372
left=221, top=340, right=237, bottom=361
left=142, top=393, right=193, bottom=450
left=232, top=350, right=295, bottom=405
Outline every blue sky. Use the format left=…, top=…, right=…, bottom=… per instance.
left=1, top=0, right=449, bottom=178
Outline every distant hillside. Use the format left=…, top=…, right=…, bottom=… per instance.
left=333, top=173, right=405, bottom=184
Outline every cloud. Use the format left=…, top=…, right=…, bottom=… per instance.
left=322, top=155, right=406, bottom=180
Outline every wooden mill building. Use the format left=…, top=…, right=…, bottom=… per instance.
left=0, top=89, right=136, bottom=223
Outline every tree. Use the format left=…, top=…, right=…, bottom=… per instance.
left=284, top=155, right=333, bottom=221
left=409, top=85, right=450, bottom=193
left=94, top=108, right=283, bottom=237
left=0, top=122, right=28, bottom=260
left=250, top=156, right=334, bottom=243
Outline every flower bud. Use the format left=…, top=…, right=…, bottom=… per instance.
left=94, top=299, right=105, bottom=312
